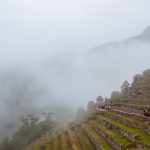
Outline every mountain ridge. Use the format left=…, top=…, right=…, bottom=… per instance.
left=89, top=26, right=150, bottom=54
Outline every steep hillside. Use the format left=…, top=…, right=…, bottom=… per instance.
left=23, top=69, right=150, bottom=150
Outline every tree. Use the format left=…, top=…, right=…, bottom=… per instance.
left=0, top=113, right=57, bottom=150
left=20, top=113, right=39, bottom=128
left=43, top=112, right=54, bottom=121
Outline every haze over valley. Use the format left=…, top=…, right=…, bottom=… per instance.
left=0, top=0, right=150, bottom=142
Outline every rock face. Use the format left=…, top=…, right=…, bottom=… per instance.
left=23, top=70, right=150, bottom=150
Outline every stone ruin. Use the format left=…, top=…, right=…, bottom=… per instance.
left=106, top=69, right=150, bottom=117
left=23, top=69, right=150, bottom=150
left=87, top=96, right=105, bottom=110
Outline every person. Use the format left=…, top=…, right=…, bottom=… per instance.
left=143, top=109, right=150, bottom=117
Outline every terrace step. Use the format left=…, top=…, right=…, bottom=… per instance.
left=52, top=133, right=61, bottom=150
left=75, top=127, right=97, bottom=150
left=112, top=106, right=143, bottom=115
left=24, top=133, right=53, bottom=150
left=89, top=120, right=135, bottom=150
left=120, top=103, right=150, bottom=110
left=60, top=130, right=70, bottom=150
left=45, top=134, right=53, bottom=150
left=82, top=123, right=114, bottom=150
left=68, top=128, right=82, bottom=150
left=40, top=135, right=47, bottom=149
left=96, top=114, right=150, bottom=149
left=103, top=111, right=150, bottom=136
left=112, top=109, right=150, bottom=123
left=126, top=99, right=150, bottom=105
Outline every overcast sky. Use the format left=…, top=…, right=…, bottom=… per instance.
left=0, top=0, right=150, bottom=140
left=0, top=0, right=150, bottom=58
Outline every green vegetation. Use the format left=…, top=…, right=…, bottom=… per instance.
left=106, top=111, right=150, bottom=128
left=2, top=109, right=150, bottom=150
left=76, top=127, right=96, bottom=150
left=0, top=113, right=57, bottom=150
left=97, top=114, right=150, bottom=146
left=77, top=109, right=98, bottom=122
left=82, top=124, right=114, bottom=150
left=125, top=104, right=150, bottom=109
left=1, top=70, right=150, bottom=150
left=60, top=131, right=70, bottom=150
left=53, top=133, right=61, bottom=150
left=68, top=129, right=82, bottom=150
left=89, top=120, right=132, bottom=146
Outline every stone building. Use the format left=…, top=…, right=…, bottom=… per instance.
left=121, top=80, right=129, bottom=92
left=87, top=101, right=95, bottom=109
left=111, top=91, right=120, bottom=99
left=96, top=96, right=104, bottom=102
left=95, top=96, right=105, bottom=108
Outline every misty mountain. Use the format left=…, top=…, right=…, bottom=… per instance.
left=0, top=26, right=150, bottom=143
left=89, top=26, right=150, bottom=54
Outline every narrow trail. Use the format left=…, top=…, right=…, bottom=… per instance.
left=112, top=108, right=150, bottom=119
